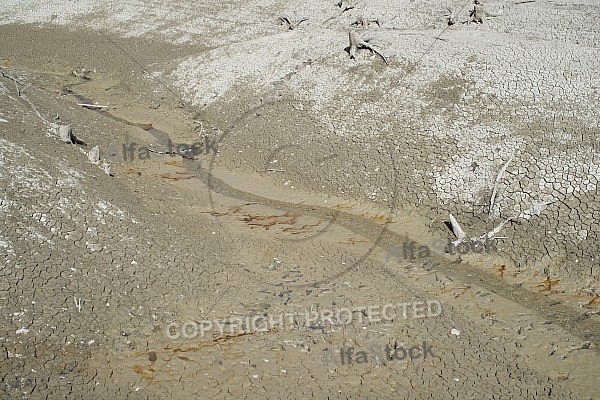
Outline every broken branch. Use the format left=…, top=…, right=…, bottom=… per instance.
left=489, top=155, right=513, bottom=216
left=78, top=103, right=110, bottom=109
left=348, top=30, right=388, bottom=64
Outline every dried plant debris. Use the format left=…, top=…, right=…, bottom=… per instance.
left=448, top=213, right=466, bottom=244
left=102, top=160, right=113, bottom=176
left=348, top=31, right=388, bottom=64
left=445, top=8, right=456, bottom=25
left=336, top=0, right=354, bottom=13
left=279, top=16, right=308, bottom=30
left=324, top=0, right=355, bottom=24
left=351, top=16, right=381, bottom=28
left=59, top=124, right=87, bottom=146
left=489, top=155, right=513, bottom=217
left=466, top=3, right=502, bottom=23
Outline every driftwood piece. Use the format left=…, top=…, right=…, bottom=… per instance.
left=102, top=160, right=112, bottom=176
left=348, top=31, right=388, bottom=63
left=446, top=8, right=456, bottom=25
left=489, top=155, right=513, bottom=216
left=472, top=216, right=517, bottom=242
left=323, top=0, right=354, bottom=24
left=59, top=124, right=87, bottom=146
left=59, top=124, right=73, bottom=144
left=336, top=0, right=354, bottom=13
left=351, top=16, right=381, bottom=28
left=78, top=103, right=109, bottom=109
left=0, top=70, right=23, bottom=96
left=449, top=213, right=467, bottom=244
left=466, top=4, right=502, bottom=23
left=279, top=16, right=308, bottom=30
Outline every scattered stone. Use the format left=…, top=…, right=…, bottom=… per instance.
left=102, top=160, right=112, bottom=176
left=345, top=375, right=362, bottom=387
left=88, top=146, right=100, bottom=164
left=148, top=351, right=157, bottom=362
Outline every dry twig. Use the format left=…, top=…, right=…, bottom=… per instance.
left=78, top=103, right=109, bottom=109
left=279, top=16, right=308, bottom=30
left=489, top=155, right=513, bottom=216
left=324, top=0, right=354, bottom=24
left=351, top=16, right=381, bottom=28
left=348, top=31, right=388, bottom=63
left=465, top=4, right=502, bottom=23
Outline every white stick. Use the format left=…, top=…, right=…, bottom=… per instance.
left=489, top=155, right=513, bottom=216
left=74, top=297, right=83, bottom=312
left=449, top=213, right=466, bottom=245
left=472, top=215, right=518, bottom=242
left=78, top=103, right=110, bottom=109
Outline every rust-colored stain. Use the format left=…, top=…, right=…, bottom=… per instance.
left=536, top=276, right=560, bottom=292
left=132, top=365, right=156, bottom=383
left=453, top=286, right=470, bottom=298
left=202, top=203, right=329, bottom=232
left=163, top=160, right=182, bottom=167
left=477, top=304, right=496, bottom=317
left=584, top=295, right=600, bottom=308
left=213, top=331, right=260, bottom=343
left=203, top=210, right=228, bottom=217
left=127, top=329, right=277, bottom=375
left=239, top=212, right=298, bottom=229
left=361, top=212, right=392, bottom=223
left=333, top=203, right=352, bottom=209
left=498, top=265, right=506, bottom=279
left=120, top=167, right=142, bottom=176
left=159, top=173, right=193, bottom=181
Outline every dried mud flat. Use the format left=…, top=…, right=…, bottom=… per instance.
left=1, top=1, right=599, bottom=399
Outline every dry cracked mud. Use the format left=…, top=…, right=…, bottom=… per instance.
left=0, top=0, right=599, bottom=399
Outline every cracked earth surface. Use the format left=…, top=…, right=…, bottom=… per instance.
left=0, top=0, right=599, bottom=398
